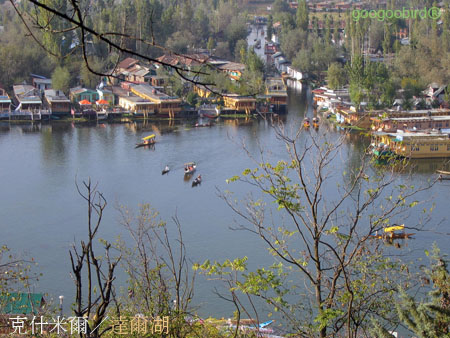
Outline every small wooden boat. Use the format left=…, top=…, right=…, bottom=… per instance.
left=203, top=113, right=219, bottom=119
left=371, top=233, right=415, bottom=240
left=192, top=175, right=202, bottom=187
left=184, top=162, right=196, bottom=175
left=370, top=224, right=415, bottom=240
left=135, top=134, right=156, bottom=148
left=437, top=170, right=450, bottom=180
left=312, top=117, right=320, bottom=128
left=162, top=165, right=170, bottom=175
left=303, top=117, right=310, bottom=128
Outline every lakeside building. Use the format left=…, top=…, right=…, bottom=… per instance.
left=223, top=94, right=256, bottom=115
left=286, top=65, right=307, bottom=81
left=194, top=84, right=215, bottom=99
left=44, top=90, right=71, bottom=117
left=373, top=130, right=450, bottom=158
left=216, top=62, right=246, bottom=81
left=371, top=109, right=450, bottom=132
left=130, top=83, right=181, bottom=118
left=0, top=88, right=11, bottom=120
left=97, top=87, right=115, bottom=106
left=109, top=57, right=157, bottom=85
left=336, top=106, right=375, bottom=129
left=31, top=76, right=52, bottom=96
left=265, top=77, right=287, bottom=113
left=69, top=87, right=100, bottom=104
left=12, top=84, right=45, bottom=120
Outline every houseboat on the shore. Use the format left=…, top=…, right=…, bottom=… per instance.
left=372, top=130, right=450, bottom=159
left=370, top=109, right=450, bottom=132
left=11, top=85, right=48, bottom=121
left=0, top=88, right=11, bottom=120
left=265, top=77, right=287, bottom=113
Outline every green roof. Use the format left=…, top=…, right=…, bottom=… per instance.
left=0, top=292, right=44, bottom=314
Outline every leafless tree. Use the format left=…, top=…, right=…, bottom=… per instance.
left=117, top=204, right=196, bottom=338
left=70, top=179, right=120, bottom=338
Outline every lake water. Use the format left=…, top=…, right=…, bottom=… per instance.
left=0, top=86, right=449, bottom=319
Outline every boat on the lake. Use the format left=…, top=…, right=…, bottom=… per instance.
left=184, top=162, right=196, bottom=175
left=192, top=175, right=202, bottom=187
left=312, top=117, right=320, bottom=128
left=303, top=117, right=310, bottom=128
left=135, top=134, right=156, bottom=148
left=162, top=165, right=170, bottom=175
left=371, top=224, right=414, bottom=241
left=437, top=170, right=450, bottom=180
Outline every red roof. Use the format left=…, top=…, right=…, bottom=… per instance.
left=118, top=57, right=139, bottom=70
left=79, top=99, right=92, bottom=105
left=96, top=99, right=109, bottom=105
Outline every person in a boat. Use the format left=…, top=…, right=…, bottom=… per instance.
left=164, top=165, right=169, bottom=172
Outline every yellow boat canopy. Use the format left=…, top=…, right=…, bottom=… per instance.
left=142, top=134, right=155, bottom=141
left=384, top=224, right=404, bottom=233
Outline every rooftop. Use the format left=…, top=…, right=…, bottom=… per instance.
left=13, top=84, right=37, bottom=97
left=118, top=57, right=139, bottom=70
left=44, top=89, right=70, bottom=102
left=131, top=84, right=180, bottom=103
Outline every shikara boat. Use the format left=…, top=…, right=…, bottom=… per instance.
left=162, top=165, right=170, bottom=175
left=135, top=134, right=156, bottom=148
left=437, top=170, right=450, bottom=180
left=371, top=224, right=414, bottom=240
left=303, top=117, right=310, bottom=128
left=184, top=162, right=196, bottom=175
left=312, top=117, right=320, bottom=128
left=192, top=175, right=202, bottom=187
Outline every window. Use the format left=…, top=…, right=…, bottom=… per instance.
left=430, top=144, right=439, bottom=151
left=447, top=144, right=450, bottom=151
left=411, top=144, right=420, bottom=151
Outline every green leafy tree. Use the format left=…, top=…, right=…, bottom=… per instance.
left=51, top=66, right=71, bottom=94
left=267, top=14, right=273, bottom=41
left=327, top=62, right=346, bottom=89
left=372, top=245, right=450, bottom=338
left=207, top=36, right=215, bottom=53
left=206, top=130, right=431, bottom=337
left=296, top=0, right=308, bottom=31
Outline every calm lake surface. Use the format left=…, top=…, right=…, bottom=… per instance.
left=1, top=86, right=449, bottom=317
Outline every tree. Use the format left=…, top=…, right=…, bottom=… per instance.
left=51, top=66, right=71, bottom=93
left=272, top=0, right=289, bottom=14
left=281, top=28, right=307, bottom=61
left=372, top=245, right=450, bottom=338
left=327, top=62, right=346, bottom=89
left=70, top=179, right=120, bottom=338
left=234, top=39, right=247, bottom=63
left=296, top=0, right=308, bottom=31
left=267, top=15, right=273, bottom=41
left=207, top=36, right=215, bottom=53
left=213, top=128, right=433, bottom=337
left=292, top=49, right=313, bottom=73
left=116, top=205, right=196, bottom=338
